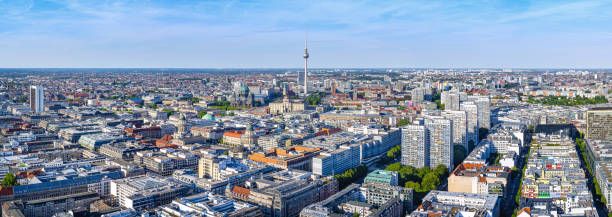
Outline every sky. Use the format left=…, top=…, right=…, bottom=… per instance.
left=1, top=0, right=612, bottom=68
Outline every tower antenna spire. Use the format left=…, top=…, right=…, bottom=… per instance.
left=303, top=32, right=309, bottom=95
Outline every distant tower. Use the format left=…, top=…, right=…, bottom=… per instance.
left=175, top=113, right=187, bottom=139
left=331, top=82, right=337, bottom=96
left=29, top=86, right=44, bottom=113
left=303, top=38, right=309, bottom=95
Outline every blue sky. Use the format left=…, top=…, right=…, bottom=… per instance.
left=1, top=0, right=612, bottom=68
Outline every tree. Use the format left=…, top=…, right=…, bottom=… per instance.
left=404, top=181, right=421, bottom=191
left=397, top=119, right=411, bottom=127
left=511, top=167, right=520, bottom=178
left=528, top=125, right=535, bottom=133
left=386, top=145, right=401, bottom=160
left=468, top=140, right=475, bottom=152
left=417, top=167, right=432, bottom=179
left=478, top=128, right=489, bottom=141
left=453, top=145, right=467, bottom=167
left=433, top=164, right=448, bottom=177
left=421, top=173, right=440, bottom=191
left=399, top=166, right=419, bottom=183
left=198, top=110, right=207, bottom=118
left=1, top=173, right=19, bottom=187
left=385, top=163, right=402, bottom=172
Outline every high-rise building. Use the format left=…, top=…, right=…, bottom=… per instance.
left=298, top=71, right=305, bottom=87
left=586, top=108, right=612, bottom=141
left=460, top=101, right=479, bottom=146
left=443, top=110, right=468, bottom=150
left=469, top=95, right=491, bottom=130
left=441, top=90, right=460, bottom=111
left=29, top=85, right=44, bottom=113
left=312, top=144, right=360, bottom=177
left=425, top=117, right=454, bottom=170
left=401, top=125, right=429, bottom=168
left=199, top=154, right=222, bottom=179
left=411, top=88, right=425, bottom=102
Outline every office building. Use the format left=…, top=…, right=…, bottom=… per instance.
left=586, top=108, right=612, bottom=141
left=135, top=150, right=199, bottom=176
left=110, top=175, right=191, bottom=210
left=364, top=170, right=398, bottom=186
left=158, top=192, right=262, bottom=217
left=361, top=183, right=413, bottom=213
left=409, top=191, right=500, bottom=217
left=29, top=86, right=44, bottom=113
left=0, top=166, right=123, bottom=204
left=448, top=163, right=510, bottom=196
left=300, top=184, right=405, bottom=217
left=238, top=170, right=338, bottom=217
left=312, top=144, right=360, bottom=177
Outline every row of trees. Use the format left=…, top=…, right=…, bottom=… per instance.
left=305, top=93, right=326, bottom=105
left=377, top=145, right=401, bottom=166
left=181, top=96, right=201, bottom=103
left=334, top=165, right=369, bottom=189
left=526, top=95, right=608, bottom=106
left=396, top=119, right=411, bottom=127
left=385, top=163, right=448, bottom=204
left=210, top=100, right=248, bottom=111
left=576, top=137, right=608, bottom=205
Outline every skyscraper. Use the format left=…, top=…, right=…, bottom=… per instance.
left=460, top=101, right=479, bottom=147
left=443, top=110, right=468, bottom=151
left=401, top=125, right=429, bottom=168
left=29, top=85, right=44, bottom=113
left=425, top=117, right=453, bottom=170
left=303, top=38, right=309, bottom=95
left=411, top=88, right=425, bottom=102
left=441, top=90, right=460, bottom=111
left=586, top=108, right=612, bottom=141
left=469, top=95, right=491, bottom=130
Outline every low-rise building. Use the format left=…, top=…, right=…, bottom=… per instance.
left=448, top=163, right=510, bottom=196
left=158, top=192, right=262, bottom=217
left=110, top=175, right=192, bottom=210
left=409, top=191, right=500, bottom=217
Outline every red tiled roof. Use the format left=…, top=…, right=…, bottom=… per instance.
left=0, top=187, right=13, bottom=196
left=232, top=186, right=250, bottom=197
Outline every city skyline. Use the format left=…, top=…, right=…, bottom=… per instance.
left=1, top=0, right=612, bottom=68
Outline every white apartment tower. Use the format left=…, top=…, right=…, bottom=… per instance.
left=443, top=110, right=468, bottom=151
left=460, top=101, right=479, bottom=147
left=401, top=125, right=429, bottom=168
left=425, top=117, right=454, bottom=170
left=469, top=95, right=491, bottom=130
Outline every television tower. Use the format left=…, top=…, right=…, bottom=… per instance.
left=303, top=37, right=309, bottom=95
